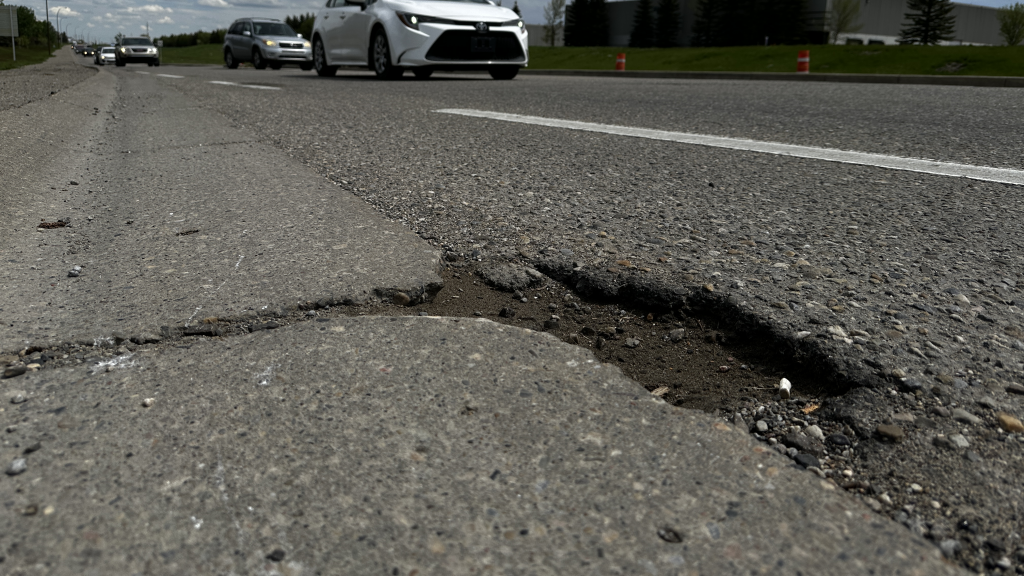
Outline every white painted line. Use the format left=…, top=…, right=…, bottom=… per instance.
left=135, top=71, right=150, bottom=75
left=207, top=80, right=280, bottom=91
left=157, top=74, right=184, bottom=79
left=435, top=108, right=1024, bottom=186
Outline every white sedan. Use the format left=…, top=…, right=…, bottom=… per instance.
left=311, top=0, right=527, bottom=80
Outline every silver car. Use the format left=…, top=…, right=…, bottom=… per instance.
left=223, top=18, right=313, bottom=70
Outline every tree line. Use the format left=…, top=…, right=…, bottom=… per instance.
left=0, top=4, right=60, bottom=47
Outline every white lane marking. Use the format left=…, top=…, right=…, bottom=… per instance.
left=435, top=108, right=1024, bottom=186
left=157, top=73, right=184, bottom=78
left=135, top=71, right=150, bottom=75
left=207, top=80, right=281, bottom=90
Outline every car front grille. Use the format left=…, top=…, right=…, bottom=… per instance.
left=280, top=42, right=304, bottom=48
left=426, top=31, right=523, bottom=62
left=130, top=48, right=151, bottom=54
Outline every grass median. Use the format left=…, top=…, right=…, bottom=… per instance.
left=528, top=44, right=1024, bottom=76
left=0, top=45, right=58, bottom=71
left=159, top=44, right=224, bottom=65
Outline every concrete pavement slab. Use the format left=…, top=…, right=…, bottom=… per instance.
left=0, top=69, right=441, bottom=353
left=0, top=317, right=961, bottom=575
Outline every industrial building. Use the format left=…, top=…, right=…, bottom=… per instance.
left=528, top=0, right=1005, bottom=47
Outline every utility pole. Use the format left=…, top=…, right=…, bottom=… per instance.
left=45, top=0, right=52, bottom=54
left=146, top=21, right=149, bottom=38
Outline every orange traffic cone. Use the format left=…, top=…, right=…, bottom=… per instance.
left=615, top=53, right=626, bottom=71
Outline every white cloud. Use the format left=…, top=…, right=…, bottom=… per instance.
left=127, top=5, right=173, bottom=14
left=198, top=0, right=232, bottom=7
left=50, top=6, right=82, bottom=17
left=157, top=16, right=173, bottom=24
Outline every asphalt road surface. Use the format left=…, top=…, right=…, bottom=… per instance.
left=5, top=47, right=1024, bottom=574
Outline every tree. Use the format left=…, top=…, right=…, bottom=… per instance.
left=654, top=0, right=681, bottom=47
left=543, top=0, right=566, bottom=47
left=693, top=0, right=806, bottom=47
left=512, top=1, right=522, bottom=17
left=564, top=0, right=609, bottom=45
left=655, top=0, right=679, bottom=46
left=829, top=0, right=863, bottom=43
left=629, top=0, right=655, bottom=47
left=115, top=32, right=124, bottom=45
left=900, top=0, right=956, bottom=45
left=997, top=2, right=1024, bottom=46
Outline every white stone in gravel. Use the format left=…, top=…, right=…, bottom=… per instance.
left=949, top=434, right=970, bottom=449
left=804, top=425, right=824, bottom=441
left=755, top=420, right=769, bottom=433
left=827, top=326, right=848, bottom=338
left=910, top=483, right=923, bottom=493
left=6, top=458, right=27, bottom=476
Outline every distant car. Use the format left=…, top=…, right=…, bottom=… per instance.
left=95, top=47, right=116, bottom=66
left=73, top=44, right=85, bottom=54
left=223, top=18, right=313, bottom=70
left=310, top=0, right=528, bottom=80
left=82, top=46, right=96, bottom=57
left=115, top=37, right=160, bottom=67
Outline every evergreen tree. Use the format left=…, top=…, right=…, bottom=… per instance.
left=693, top=0, right=806, bottom=46
left=563, top=0, right=583, bottom=46
left=512, top=1, right=522, bottom=17
left=629, top=0, right=655, bottom=47
left=654, top=0, right=680, bottom=47
left=900, top=0, right=956, bottom=45
left=589, top=0, right=610, bottom=45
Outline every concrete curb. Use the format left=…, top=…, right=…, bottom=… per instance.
left=521, top=68, right=1024, bottom=88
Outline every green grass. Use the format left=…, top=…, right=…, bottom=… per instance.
left=528, top=45, right=1024, bottom=76
left=159, top=44, right=225, bottom=65
left=0, top=45, right=59, bottom=71
left=155, top=42, right=1024, bottom=76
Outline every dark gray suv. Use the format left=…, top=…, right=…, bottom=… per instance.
left=223, top=18, right=313, bottom=70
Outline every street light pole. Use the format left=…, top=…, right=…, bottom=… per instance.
left=45, top=0, right=52, bottom=53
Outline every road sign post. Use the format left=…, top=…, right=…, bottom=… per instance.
left=0, top=5, right=19, bottom=61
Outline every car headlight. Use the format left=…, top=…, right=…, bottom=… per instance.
left=119, top=47, right=126, bottom=53
left=261, top=39, right=276, bottom=46
left=501, top=19, right=524, bottom=29
left=303, top=40, right=311, bottom=48
left=397, top=13, right=455, bottom=30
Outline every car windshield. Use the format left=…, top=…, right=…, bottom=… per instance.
left=122, top=38, right=153, bottom=46
left=102, top=48, right=115, bottom=53
left=253, top=22, right=297, bottom=36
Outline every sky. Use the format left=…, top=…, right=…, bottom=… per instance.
left=13, top=0, right=1017, bottom=44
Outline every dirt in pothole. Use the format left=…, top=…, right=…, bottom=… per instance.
left=347, top=262, right=828, bottom=413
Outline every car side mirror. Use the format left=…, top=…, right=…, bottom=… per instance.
left=243, top=31, right=251, bottom=37
left=298, top=34, right=303, bottom=37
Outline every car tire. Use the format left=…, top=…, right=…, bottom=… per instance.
left=225, top=49, right=238, bottom=69
left=252, top=49, right=267, bottom=70
left=154, top=60, right=160, bottom=67
left=370, top=30, right=403, bottom=80
left=270, top=63, right=282, bottom=70
left=147, top=62, right=153, bottom=67
left=115, top=59, right=125, bottom=67
left=413, top=67, right=433, bottom=80
left=300, top=63, right=313, bottom=71
left=313, top=37, right=337, bottom=77
left=488, top=66, right=519, bottom=80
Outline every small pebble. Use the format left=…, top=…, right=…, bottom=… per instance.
left=142, top=398, right=155, bottom=408
left=266, top=549, right=286, bottom=562
left=6, top=458, right=27, bottom=476
left=876, top=424, right=905, bottom=442
left=951, top=409, right=981, bottom=425
left=998, top=412, right=1024, bottom=433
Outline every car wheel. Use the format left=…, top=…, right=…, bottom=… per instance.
left=252, top=48, right=267, bottom=70
left=370, top=30, right=403, bottom=80
left=413, top=67, right=433, bottom=80
left=225, top=49, right=238, bottom=69
left=270, top=63, right=282, bottom=70
left=300, top=63, right=313, bottom=71
left=154, top=60, right=160, bottom=67
left=148, top=62, right=153, bottom=67
left=115, top=59, right=125, bottom=67
left=313, top=37, right=337, bottom=77
left=489, top=66, right=519, bottom=80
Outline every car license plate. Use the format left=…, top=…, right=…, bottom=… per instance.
left=470, top=36, right=495, bottom=53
